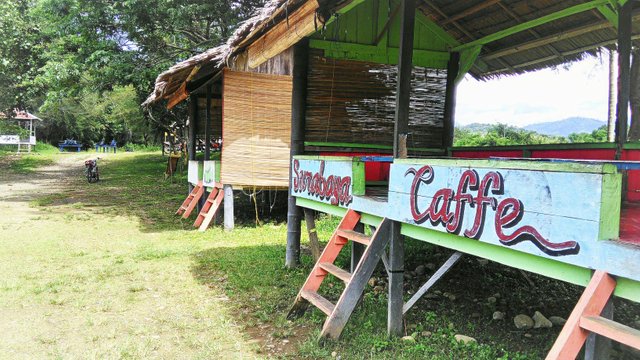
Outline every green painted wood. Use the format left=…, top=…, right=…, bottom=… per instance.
left=310, top=39, right=449, bottom=69
left=599, top=172, right=622, bottom=240
left=597, top=4, right=618, bottom=28
left=304, top=140, right=444, bottom=152
left=457, top=45, right=482, bottom=83
left=352, top=160, right=366, bottom=196
left=453, top=0, right=610, bottom=51
left=393, top=158, right=618, bottom=174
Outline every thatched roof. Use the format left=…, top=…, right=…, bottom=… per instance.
left=144, top=0, right=640, bottom=107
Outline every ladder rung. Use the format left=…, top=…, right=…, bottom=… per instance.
left=336, top=229, right=371, bottom=246
left=580, top=316, right=640, bottom=350
left=301, top=290, right=335, bottom=316
left=318, top=262, right=352, bottom=283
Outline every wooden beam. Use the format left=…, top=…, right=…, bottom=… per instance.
left=373, top=3, right=401, bottom=46
left=481, top=18, right=622, bottom=61
left=615, top=0, right=633, bottom=158
left=204, top=84, right=212, bottom=161
left=453, top=0, right=610, bottom=52
left=188, top=94, right=198, bottom=161
left=403, top=252, right=463, bottom=314
left=441, top=0, right=500, bottom=25
left=443, top=52, right=460, bottom=148
left=393, top=0, right=416, bottom=159
left=483, top=34, right=640, bottom=76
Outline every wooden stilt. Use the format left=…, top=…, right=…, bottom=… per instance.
left=223, top=184, right=234, bottom=231
left=304, top=208, right=322, bottom=261
left=387, top=221, right=404, bottom=337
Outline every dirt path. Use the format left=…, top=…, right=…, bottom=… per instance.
left=0, top=154, right=262, bottom=359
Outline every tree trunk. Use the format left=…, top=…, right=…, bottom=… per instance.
left=629, top=48, right=640, bottom=142
left=608, top=49, right=616, bottom=142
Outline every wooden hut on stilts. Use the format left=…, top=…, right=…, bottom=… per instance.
left=146, top=0, right=640, bottom=357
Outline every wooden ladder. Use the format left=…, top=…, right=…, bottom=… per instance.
left=175, top=181, right=204, bottom=218
left=193, top=186, right=224, bottom=231
left=547, top=270, right=640, bottom=359
left=288, top=209, right=391, bottom=340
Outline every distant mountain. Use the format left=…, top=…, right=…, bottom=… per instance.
left=523, top=117, right=606, bottom=137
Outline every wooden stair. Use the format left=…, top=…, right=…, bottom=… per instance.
left=175, top=181, right=204, bottom=218
left=546, top=270, right=640, bottom=359
left=288, top=209, right=391, bottom=340
left=193, top=186, right=224, bottom=231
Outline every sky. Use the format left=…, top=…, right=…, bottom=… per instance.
left=455, top=54, right=613, bottom=127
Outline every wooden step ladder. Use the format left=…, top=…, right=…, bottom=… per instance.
left=175, top=181, right=204, bottom=218
left=547, top=270, right=640, bottom=359
left=193, top=186, right=224, bottom=231
left=288, top=209, right=391, bottom=340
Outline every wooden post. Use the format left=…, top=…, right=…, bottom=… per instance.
left=584, top=299, right=614, bottom=360
left=201, top=86, right=213, bottom=210
left=223, top=184, right=234, bottom=230
left=388, top=0, right=414, bottom=337
left=304, top=208, right=322, bottom=261
left=188, top=95, right=198, bottom=203
left=615, top=1, right=632, bottom=159
left=442, top=52, right=460, bottom=149
left=286, top=39, right=309, bottom=268
left=392, top=0, right=416, bottom=159
left=351, top=222, right=365, bottom=272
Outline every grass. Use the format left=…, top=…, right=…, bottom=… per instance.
left=0, top=142, right=59, bottom=173
left=2, top=150, right=639, bottom=359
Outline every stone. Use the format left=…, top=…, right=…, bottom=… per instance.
left=421, top=331, right=432, bottom=337
left=403, top=273, right=413, bottom=280
left=426, top=263, right=436, bottom=271
left=514, top=314, right=534, bottom=330
left=373, top=286, right=384, bottom=293
left=331, top=351, right=337, bottom=357
left=368, top=278, right=377, bottom=287
left=448, top=294, right=457, bottom=301
left=415, top=265, right=426, bottom=275
left=524, top=333, right=533, bottom=338
left=434, top=290, right=442, bottom=295
left=533, top=311, right=553, bottom=329
left=477, top=258, right=489, bottom=266
left=493, top=293, right=501, bottom=298
left=407, top=324, right=417, bottom=331
left=487, top=296, right=497, bottom=304
left=454, top=334, right=477, bottom=345
left=401, top=336, right=416, bottom=344
left=492, top=311, right=505, bottom=321
left=549, top=316, right=567, bottom=327
left=471, top=312, right=481, bottom=319
left=425, top=293, right=439, bottom=300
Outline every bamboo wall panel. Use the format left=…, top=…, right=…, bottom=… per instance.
left=232, top=47, right=294, bottom=76
left=222, top=69, right=292, bottom=187
left=305, top=50, right=447, bottom=149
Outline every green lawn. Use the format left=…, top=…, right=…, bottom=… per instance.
left=3, top=150, right=638, bottom=359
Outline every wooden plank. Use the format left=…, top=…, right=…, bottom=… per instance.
left=442, top=52, right=460, bottom=148
left=180, top=183, right=204, bottom=218
left=197, top=189, right=224, bottom=231
left=193, top=187, right=219, bottom=227
left=320, top=218, right=392, bottom=339
left=546, top=271, right=616, bottom=360
left=584, top=300, right=614, bottom=360
left=387, top=221, right=404, bottom=336
left=403, top=251, right=463, bottom=314
left=580, top=315, right=640, bottom=350
left=301, top=290, right=335, bottom=316
left=319, top=262, right=352, bottom=283
left=616, top=0, right=633, bottom=156
left=336, top=229, right=371, bottom=246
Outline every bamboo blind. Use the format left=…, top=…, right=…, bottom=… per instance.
left=305, top=50, right=447, bottom=149
left=222, top=69, right=292, bottom=187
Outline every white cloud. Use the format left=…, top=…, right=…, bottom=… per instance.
left=456, top=55, right=613, bottom=127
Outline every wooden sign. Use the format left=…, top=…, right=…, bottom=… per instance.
left=188, top=161, right=201, bottom=185
left=387, top=160, right=621, bottom=258
left=291, top=157, right=365, bottom=206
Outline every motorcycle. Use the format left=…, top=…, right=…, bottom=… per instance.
left=84, top=159, right=99, bottom=183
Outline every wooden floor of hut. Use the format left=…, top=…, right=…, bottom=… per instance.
left=619, top=201, right=640, bottom=246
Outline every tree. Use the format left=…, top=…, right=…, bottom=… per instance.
left=454, top=124, right=566, bottom=147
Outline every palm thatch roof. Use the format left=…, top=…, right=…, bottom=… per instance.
left=144, top=0, right=640, bottom=107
